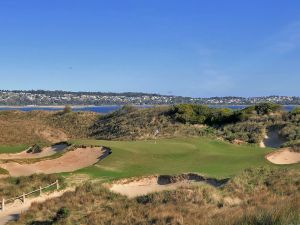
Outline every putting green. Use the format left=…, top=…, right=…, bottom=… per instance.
left=70, top=137, right=283, bottom=180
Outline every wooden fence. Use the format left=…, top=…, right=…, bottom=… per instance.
left=0, top=180, right=60, bottom=211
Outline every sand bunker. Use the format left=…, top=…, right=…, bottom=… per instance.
left=0, top=147, right=109, bottom=176
left=109, top=173, right=226, bottom=198
left=0, top=144, right=68, bottom=160
left=266, top=148, right=300, bottom=165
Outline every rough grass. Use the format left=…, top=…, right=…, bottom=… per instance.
left=9, top=167, right=300, bottom=225
left=0, top=174, right=65, bottom=200
left=90, top=106, right=213, bottom=140
left=0, top=167, right=8, bottom=175
left=0, top=110, right=98, bottom=145
left=70, top=137, right=277, bottom=180
left=46, top=111, right=99, bottom=139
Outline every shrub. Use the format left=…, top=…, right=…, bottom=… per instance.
left=63, top=105, right=72, bottom=114
left=291, top=107, right=300, bottom=115
left=281, top=139, right=300, bottom=152
left=223, top=122, right=264, bottom=143
left=171, top=104, right=211, bottom=124
left=279, top=124, right=300, bottom=141
left=26, top=144, right=42, bottom=153
left=254, top=102, right=282, bottom=115
left=53, top=207, right=70, bottom=222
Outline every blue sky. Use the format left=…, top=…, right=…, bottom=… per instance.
left=0, top=0, right=300, bottom=97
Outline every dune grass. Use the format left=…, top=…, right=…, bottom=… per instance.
left=11, top=167, right=300, bottom=225
left=70, top=137, right=289, bottom=180
left=0, top=145, right=27, bottom=154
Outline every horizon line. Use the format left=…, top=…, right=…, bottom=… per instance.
left=0, top=89, right=299, bottom=99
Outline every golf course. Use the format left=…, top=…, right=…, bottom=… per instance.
left=0, top=104, right=299, bottom=225
left=71, top=137, right=296, bottom=180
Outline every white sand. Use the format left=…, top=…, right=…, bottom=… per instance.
left=0, top=147, right=104, bottom=176
left=0, top=144, right=68, bottom=160
left=110, top=176, right=203, bottom=198
left=266, top=148, right=300, bottom=165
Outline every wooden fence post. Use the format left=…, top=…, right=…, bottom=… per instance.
left=1, top=198, right=4, bottom=211
left=22, top=193, right=26, bottom=203
left=39, top=186, right=42, bottom=196
left=56, top=180, right=59, bottom=190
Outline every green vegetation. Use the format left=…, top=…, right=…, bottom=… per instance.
left=222, top=122, right=264, bottom=143
left=0, top=103, right=299, bottom=225
left=282, top=139, right=300, bottom=152
left=90, top=106, right=210, bottom=140
left=0, top=103, right=297, bottom=146
left=0, top=167, right=8, bottom=175
left=254, top=102, right=283, bottom=115
left=89, top=103, right=287, bottom=144
left=291, top=106, right=300, bottom=115
left=62, top=105, right=72, bottom=114
left=10, top=167, right=300, bottom=225
left=0, top=145, right=27, bottom=153
left=170, top=104, right=244, bottom=126
left=26, top=144, right=42, bottom=153
left=70, top=137, right=275, bottom=180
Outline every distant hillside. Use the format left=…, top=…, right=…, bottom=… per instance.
left=90, top=103, right=300, bottom=147
left=1, top=103, right=299, bottom=147
left=0, top=90, right=300, bottom=105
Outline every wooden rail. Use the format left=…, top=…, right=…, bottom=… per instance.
left=0, top=180, right=59, bottom=211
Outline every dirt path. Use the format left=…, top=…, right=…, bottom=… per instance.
left=0, top=147, right=108, bottom=176
left=0, top=188, right=74, bottom=225
left=0, top=144, right=68, bottom=160
left=266, top=148, right=300, bottom=164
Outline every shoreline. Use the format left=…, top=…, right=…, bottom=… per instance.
left=0, top=104, right=299, bottom=109
left=0, top=105, right=117, bottom=109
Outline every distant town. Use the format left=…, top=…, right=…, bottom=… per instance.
left=0, top=90, right=299, bottom=106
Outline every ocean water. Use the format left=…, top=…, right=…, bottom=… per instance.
left=0, top=105, right=298, bottom=114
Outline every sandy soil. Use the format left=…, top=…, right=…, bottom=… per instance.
left=35, top=127, right=69, bottom=143
left=0, top=147, right=106, bottom=176
left=259, top=134, right=267, bottom=148
left=0, top=188, right=74, bottom=225
left=109, top=174, right=223, bottom=198
left=266, top=148, right=300, bottom=164
left=0, top=144, right=68, bottom=160
left=109, top=177, right=184, bottom=198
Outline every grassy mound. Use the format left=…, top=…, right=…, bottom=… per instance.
left=0, top=110, right=98, bottom=146
left=46, top=111, right=99, bottom=139
left=10, top=167, right=300, bottom=225
left=90, top=106, right=214, bottom=140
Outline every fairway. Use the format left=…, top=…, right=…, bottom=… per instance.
left=0, top=145, right=27, bottom=154
left=71, top=137, right=281, bottom=180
